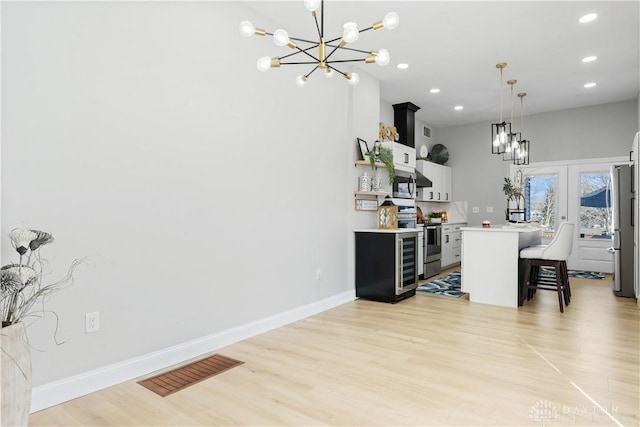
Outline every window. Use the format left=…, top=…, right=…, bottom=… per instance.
left=524, top=174, right=557, bottom=238
left=578, top=172, right=611, bottom=240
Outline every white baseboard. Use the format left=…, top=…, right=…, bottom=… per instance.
left=31, top=290, right=355, bottom=413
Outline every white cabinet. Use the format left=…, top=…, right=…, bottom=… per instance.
left=442, top=223, right=465, bottom=267
left=416, top=160, right=452, bottom=202
left=382, top=141, right=416, bottom=174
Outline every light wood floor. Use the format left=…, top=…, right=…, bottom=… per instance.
left=29, top=271, right=639, bottom=426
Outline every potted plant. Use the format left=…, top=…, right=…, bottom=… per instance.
left=503, top=176, right=525, bottom=220
left=366, top=142, right=395, bottom=185
left=428, top=211, right=443, bottom=223
left=1, top=228, right=84, bottom=426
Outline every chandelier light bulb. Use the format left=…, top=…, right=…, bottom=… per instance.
left=296, top=75, right=308, bottom=87
left=347, top=72, right=360, bottom=86
left=273, top=29, right=290, bottom=47
left=256, top=56, right=272, bottom=72
left=499, top=125, right=507, bottom=141
left=239, top=21, right=255, bottom=37
left=304, top=0, right=320, bottom=12
left=382, top=12, right=399, bottom=30
left=493, top=135, right=500, bottom=147
left=325, top=68, right=335, bottom=78
left=375, top=49, right=390, bottom=66
left=342, top=22, right=359, bottom=43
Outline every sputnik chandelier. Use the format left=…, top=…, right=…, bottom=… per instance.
left=239, top=0, right=399, bottom=87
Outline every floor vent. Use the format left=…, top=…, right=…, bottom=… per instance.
left=137, top=354, right=244, bottom=397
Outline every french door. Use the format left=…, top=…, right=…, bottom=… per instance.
left=514, top=158, right=626, bottom=273
left=517, top=164, right=567, bottom=244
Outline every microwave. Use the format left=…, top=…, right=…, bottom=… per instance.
left=392, top=174, right=416, bottom=199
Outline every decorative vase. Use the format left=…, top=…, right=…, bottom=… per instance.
left=1, top=322, right=32, bottom=427
left=359, top=172, right=371, bottom=192
left=371, top=174, right=383, bottom=193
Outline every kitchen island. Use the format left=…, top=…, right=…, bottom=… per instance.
left=460, top=225, right=541, bottom=308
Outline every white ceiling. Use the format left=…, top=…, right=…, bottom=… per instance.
left=242, top=1, right=639, bottom=128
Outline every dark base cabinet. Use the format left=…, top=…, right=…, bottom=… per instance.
left=355, top=231, right=419, bottom=303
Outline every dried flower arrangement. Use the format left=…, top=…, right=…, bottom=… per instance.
left=1, top=228, right=83, bottom=330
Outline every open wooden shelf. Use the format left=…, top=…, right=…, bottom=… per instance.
left=354, top=191, right=389, bottom=197
left=354, top=160, right=387, bottom=168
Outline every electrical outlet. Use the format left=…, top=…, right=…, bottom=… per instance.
left=315, top=268, right=322, bottom=281
left=472, top=206, right=480, bottom=213
left=486, top=206, right=494, bottom=213
left=85, top=312, right=100, bottom=333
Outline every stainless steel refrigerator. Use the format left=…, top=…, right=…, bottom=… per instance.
left=610, top=164, right=635, bottom=297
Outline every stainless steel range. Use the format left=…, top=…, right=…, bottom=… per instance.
left=424, top=224, right=442, bottom=279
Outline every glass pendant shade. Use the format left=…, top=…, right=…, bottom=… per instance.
left=513, top=92, right=530, bottom=165
left=503, top=132, right=521, bottom=161
left=491, top=121, right=511, bottom=154
left=514, top=139, right=530, bottom=165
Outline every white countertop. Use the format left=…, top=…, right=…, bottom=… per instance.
left=354, top=228, right=420, bottom=233
left=461, top=225, right=541, bottom=233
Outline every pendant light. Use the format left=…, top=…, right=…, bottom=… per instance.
left=503, top=79, right=521, bottom=161
left=514, top=92, right=530, bottom=165
left=491, top=62, right=511, bottom=154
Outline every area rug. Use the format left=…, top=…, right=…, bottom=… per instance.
left=138, top=354, right=243, bottom=397
left=541, top=268, right=606, bottom=280
left=416, top=270, right=465, bottom=298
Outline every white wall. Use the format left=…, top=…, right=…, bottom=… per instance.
left=1, top=1, right=357, bottom=390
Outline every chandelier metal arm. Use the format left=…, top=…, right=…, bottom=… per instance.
left=279, top=61, right=323, bottom=65
left=278, top=45, right=322, bottom=63
left=325, top=45, right=372, bottom=55
left=326, top=59, right=367, bottom=64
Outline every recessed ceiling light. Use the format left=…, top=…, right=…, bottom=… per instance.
left=454, top=105, right=464, bottom=111
left=584, top=82, right=597, bottom=88
left=429, top=88, right=440, bottom=94
left=397, top=63, right=409, bottom=70
left=582, top=56, right=598, bottom=63
left=579, top=13, right=597, bottom=23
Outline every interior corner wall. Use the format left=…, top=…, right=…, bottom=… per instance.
left=637, top=94, right=640, bottom=131
left=437, top=99, right=638, bottom=226
left=1, top=1, right=352, bottom=388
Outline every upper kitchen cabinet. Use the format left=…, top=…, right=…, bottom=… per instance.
left=416, top=160, right=452, bottom=202
left=381, top=141, right=416, bottom=174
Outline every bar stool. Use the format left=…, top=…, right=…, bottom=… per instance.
left=519, top=222, right=575, bottom=312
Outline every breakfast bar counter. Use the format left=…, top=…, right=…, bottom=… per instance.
left=460, top=225, right=541, bottom=308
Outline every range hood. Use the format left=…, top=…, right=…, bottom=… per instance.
left=415, top=170, right=432, bottom=188
left=393, top=102, right=432, bottom=188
